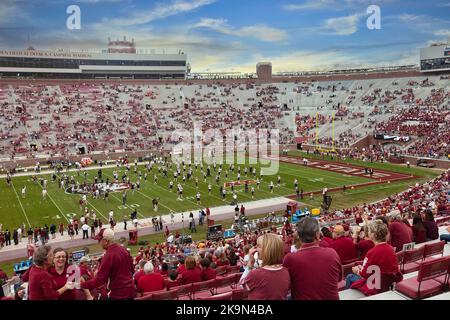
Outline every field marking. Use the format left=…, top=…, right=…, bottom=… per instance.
left=53, top=171, right=109, bottom=222
left=11, top=182, right=32, bottom=227
left=100, top=172, right=170, bottom=218
left=37, top=183, right=70, bottom=223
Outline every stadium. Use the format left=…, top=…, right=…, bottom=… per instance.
left=0, top=0, right=449, bottom=306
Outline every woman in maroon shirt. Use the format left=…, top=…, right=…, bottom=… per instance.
left=200, top=258, right=216, bottom=281
left=423, top=210, right=439, bottom=241
left=48, top=248, right=94, bottom=300
left=180, top=256, right=202, bottom=284
left=27, top=245, right=74, bottom=300
left=242, top=234, right=290, bottom=300
left=412, top=214, right=427, bottom=244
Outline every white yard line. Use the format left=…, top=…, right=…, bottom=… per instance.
left=11, top=182, right=32, bottom=227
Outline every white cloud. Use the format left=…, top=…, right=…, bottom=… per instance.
left=433, top=29, right=450, bottom=37
left=194, top=18, right=288, bottom=42
left=96, top=0, right=216, bottom=27
left=283, top=0, right=335, bottom=11
left=322, top=14, right=361, bottom=35
left=75, top=0, right=124, bottom=3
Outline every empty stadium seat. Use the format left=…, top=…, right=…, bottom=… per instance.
left=197, top=292, right=232, bottom=300
left=423, top=241, right=445, bottom=262
left=191, top=279, right=216, bottom=299
left=396, top=256, right=450, bottom=299
left=401, top=246, right=425, bottom=274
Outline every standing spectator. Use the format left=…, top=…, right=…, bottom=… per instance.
left=48, top=248, right=91, bottom=300
left=136, top=262, right=165, bottom=296
left=388, top=212, right=413, bottom=252
left=58, top=223, right=64, bottom=236
left=25, top=245, right=74, bottom=300
left=50, top=224, right=56, bottom=239
left=283, top=217, right=342, bottom=300
left=13, top=229, right=19, bottom=245
left=81, top=223, right=90, bottom=240
left=4, top=229, right=11, bottom=246
left=27, top=227, right=33, bottom=244
left=241, top=234, right=291, bottom=300
left=345, top=220, right=400, bottom=295
left=423, top=210, right=439, bottom=241
left=81, top=228, right=136, bottom=299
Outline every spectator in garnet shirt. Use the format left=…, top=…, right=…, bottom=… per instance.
left=423, top=210, right=439, bottom=241
left=320, top=227, right=333, bottom=246
left=81, top=228, right=136, bottom=299
left=412, top=214, right=427, bottom=244
left=180, top=256, right=202, bottom=285
left=352, top=227, right=374, bottom=259
left=330, top=225, right=357, bottom=264
left=283, top=217, right=343, bottom=300
left=346, top=220, right=400, bottom=295
left=387, top=212, right=413, bottom=252
left=200, top=258, right=216, bottom=281
left=242, top=233, right=290, bottom=300
left=133, top=259, right=147, bottom=288
left=26, top=245, right=74, bottom=300
left=48, top=248, right=93, bottom=300
left=136, top=262, right=165, bottom=296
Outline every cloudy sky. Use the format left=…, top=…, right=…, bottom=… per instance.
left=0, top=0, right=449, bottom=73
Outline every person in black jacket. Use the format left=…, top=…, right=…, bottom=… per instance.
left=13, top=229, right=19, bottom=245
left=5, top=229, right=11, bottom=246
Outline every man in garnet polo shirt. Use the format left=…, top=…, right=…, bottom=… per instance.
left=330, top=225, right=357, bottom=264
left=81, top=228, right=136, bottom=299
left=283, top=217, right=343, bottom=300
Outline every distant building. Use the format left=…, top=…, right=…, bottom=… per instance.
left=256, top=62, right=272, bottom=80
left=420, top=40, right=450, bottom=72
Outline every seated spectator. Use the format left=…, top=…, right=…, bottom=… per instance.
left=346, top=220, right=401, bottom=295
left=440, top=226, right=450, bottom=244
left=160, top=262, right=169, bottom=277
left=137, top=262, right=165, bottom=296
left=133, top=259, right=147, bottom=287
left=180, top=256, right=202, bottom=285
left=283, top=217, right=342, bottom=300
left=320, top=227, right=333, bottom=246
left=216, top=252, right=230, bottom=266
left=241, top=233, right=290, bottom=300
left=165, top=270, right=180, bottom=289
left=200, top=258, right=216, bottom=281
left=423, top=210, right=439, bottom=241
left=388, top=212, right=413, bottom=252
left=352, top=227, right=374, bottom=259
left=412, top=214, right=427, bottom=244
left=330, top=225, right=357, bottom=263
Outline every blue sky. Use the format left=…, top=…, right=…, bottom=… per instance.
left=0, top=0, right=449, bottom=72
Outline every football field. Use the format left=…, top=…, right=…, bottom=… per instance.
left=0, top=158, right=373, bottom=229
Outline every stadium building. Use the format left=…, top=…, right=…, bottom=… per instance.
left=420, top=41, right=450, bottom=73
left=0, top=37, right=188, bottom=80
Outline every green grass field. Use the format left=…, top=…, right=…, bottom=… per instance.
left=0, top=158, right=374, bottom=230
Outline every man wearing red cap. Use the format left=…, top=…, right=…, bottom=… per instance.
left=81, top=228, right=135, bottom=299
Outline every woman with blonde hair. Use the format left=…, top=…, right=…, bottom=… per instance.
left=346, top=220, right=400, bottom=295
left=241, top=233, right=290, bottom=300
